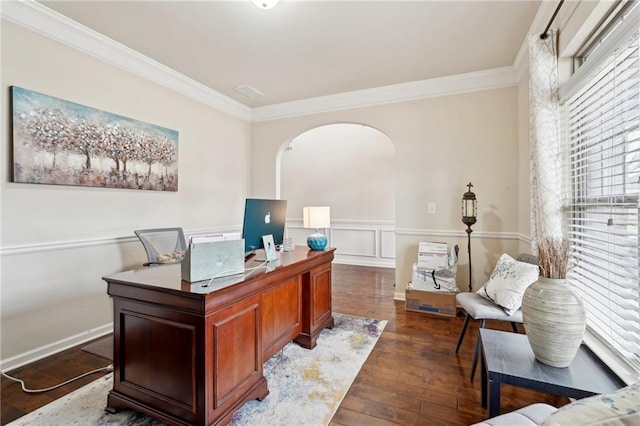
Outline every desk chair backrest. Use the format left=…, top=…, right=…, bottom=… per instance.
left=134, top=227, right=187, bottom=266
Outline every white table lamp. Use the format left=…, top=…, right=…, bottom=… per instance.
left=303, top=206, right=330, bottom=250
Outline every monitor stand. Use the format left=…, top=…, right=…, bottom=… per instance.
left=252, top=249, right=277, bottom=263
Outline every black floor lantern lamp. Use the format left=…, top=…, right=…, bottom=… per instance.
left=462, top=182, right=477, bottom=292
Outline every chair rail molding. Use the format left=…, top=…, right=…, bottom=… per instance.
left=287, top=219, right=395, bottom=268
left=395, top=228, right=522, bottom=241
left=0, top=226, right=238, bottom=257
left=393, top=229, right=528, bottom=301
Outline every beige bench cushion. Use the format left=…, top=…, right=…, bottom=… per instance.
left=472, top=403, right=557, bottom=426
left=542, top=382, right=640, bottom=426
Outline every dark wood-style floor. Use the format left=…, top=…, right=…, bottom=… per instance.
left=1, top=264, right=567, bottom=425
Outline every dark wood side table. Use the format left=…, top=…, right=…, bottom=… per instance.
left=479, top=328, right=625, bottom=419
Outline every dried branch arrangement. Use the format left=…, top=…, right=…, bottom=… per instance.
left=537, top=236, right=570, bottom=279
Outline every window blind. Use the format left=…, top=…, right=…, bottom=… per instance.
left=562, top=17, right=639, bottom=375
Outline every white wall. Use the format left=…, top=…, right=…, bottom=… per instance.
left=280, top=123, right=395, bottom=267
left=251, top=87, right=522, bottom=296
left=0, top=21, right=250, bottom=369
left=0, top=0, right=605, bottom=372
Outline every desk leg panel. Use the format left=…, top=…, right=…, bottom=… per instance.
left=296, top=263, right=334, bottom=349
left=261, top=276, right=302, bottom=360
left=109, top=294, right=269, bottom=426
left=110, top=299, right=202, bottom=424
left=206, top=294, right=268, bottom=423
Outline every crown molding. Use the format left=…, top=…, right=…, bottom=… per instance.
left=3, top=0, right=521, bottom=124
left=251, top=66, right=518, bottom=122
left=1, top=0, right=252, bottom=121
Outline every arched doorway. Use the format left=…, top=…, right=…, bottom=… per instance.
left=278, top=123, right=396, bottom=267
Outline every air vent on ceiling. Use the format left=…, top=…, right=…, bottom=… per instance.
left=234, top=84, right=264, bottom=99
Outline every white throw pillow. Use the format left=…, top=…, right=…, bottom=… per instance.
left=476, top=253, right=539, bottom=315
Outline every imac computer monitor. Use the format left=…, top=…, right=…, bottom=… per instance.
left=242, top=198, right=287, bottom=254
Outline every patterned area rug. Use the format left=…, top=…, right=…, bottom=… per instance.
left=8, top=313, right=386, bottom=426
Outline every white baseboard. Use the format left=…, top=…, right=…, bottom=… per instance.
left=333, top=256, right=395, bottom=269
left=393, top=291, right=406, bottom=301
left=1, top=323, right=113, bottom=373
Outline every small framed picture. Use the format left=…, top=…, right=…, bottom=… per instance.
left=262, top=234, right=278, bottom=261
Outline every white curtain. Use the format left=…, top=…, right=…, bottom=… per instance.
left=529, top=29, right=563, bottom=253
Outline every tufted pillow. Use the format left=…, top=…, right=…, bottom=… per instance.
left=542, top=382, right=640, bottom=426
left=476, top=253, right=539, bottom=315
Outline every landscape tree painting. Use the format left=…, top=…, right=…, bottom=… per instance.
left=11, top=86, right=179, bottom=191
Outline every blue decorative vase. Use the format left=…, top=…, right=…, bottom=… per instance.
left=307, top=233, right=328, bottom=250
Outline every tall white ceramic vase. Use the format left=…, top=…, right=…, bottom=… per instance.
left=522, top=277, right=586, bottom=368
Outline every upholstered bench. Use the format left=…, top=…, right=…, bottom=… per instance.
left=472, top=403, right=557, bottom=426
left=472, top=382, right=640, bottom=426
left=456, top=253, right=537, bottom=381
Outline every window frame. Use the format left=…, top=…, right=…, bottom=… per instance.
left=559, top=3, right=640, bottom=385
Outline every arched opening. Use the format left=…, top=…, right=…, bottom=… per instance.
left=278, top=123, right=396, bottom=267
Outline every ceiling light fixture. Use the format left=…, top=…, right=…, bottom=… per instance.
left=252, top=0, right=279, bottom=10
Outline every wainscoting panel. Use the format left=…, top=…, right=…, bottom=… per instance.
left=286, top=220, right=395, bottom=268
left=0, top=226, right=237, bottom=372
left=286, top=226, right=312, bottom=248
left=1, top=225, right=526, bottom=370
left=331, top=228, right=377, bottom=257
left=381, top=230, right=396, bottom=259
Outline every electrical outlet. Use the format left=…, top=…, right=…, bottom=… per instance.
left=428, top=202, right=436, bottom=214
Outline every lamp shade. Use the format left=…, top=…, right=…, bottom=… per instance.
left=303, top=206, right=330, bottom=250
left=461, top=182, right=477, bottom=228
left=462, top=197, right=477, bottom=218
left=303, top=206, right=331, bottom=229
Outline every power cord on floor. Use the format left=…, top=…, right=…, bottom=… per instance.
left=1, top=364, right=113, bottom=393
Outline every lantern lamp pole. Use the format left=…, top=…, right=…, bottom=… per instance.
left=461, top=182, right=477, bottom=292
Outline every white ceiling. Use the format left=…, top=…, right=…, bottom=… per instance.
left=39, top=0, right=543, bottom=109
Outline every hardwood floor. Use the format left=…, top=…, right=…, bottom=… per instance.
left=1, top=264, right=568, bottom=425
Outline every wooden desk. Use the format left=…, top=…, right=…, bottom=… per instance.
left=479, top=329, right=624, bottom=418
left=102, top=246, right=335, bottom=426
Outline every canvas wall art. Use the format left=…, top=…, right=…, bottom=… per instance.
left=11, top=86, right=179, bottom=191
